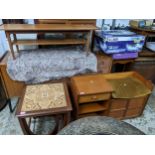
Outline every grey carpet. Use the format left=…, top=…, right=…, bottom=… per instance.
left=0, top=87, right=155, bottom=135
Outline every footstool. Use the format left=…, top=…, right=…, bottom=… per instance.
left=58, top=116, right=145, bottom=135
left=16, top=82, right=72, bottom=135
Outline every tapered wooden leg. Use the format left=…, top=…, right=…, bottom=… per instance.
left=18, top=117, right=34, bottom=135
left=13, top=34, right=19, bottom=53
left=6, top=32, right=15, bottom=59
left=18, top=116, right=60, bottom=135
left=48, top=115, right=59, bottom=135
left=63, top=112, right=71, bottom=126
left=85, top=30, right=93, bottom=55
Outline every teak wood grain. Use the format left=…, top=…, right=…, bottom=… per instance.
left=12, top=39, right=86, bottom=46
left=36, top=19, right=96, bottom=25
left=0, top=24, right=97, bottom=32
left=71, top=75, right=113, bottom=95
left=79, top=102, right=108, bottom=114
left=0, top=52, right=24, bottom=98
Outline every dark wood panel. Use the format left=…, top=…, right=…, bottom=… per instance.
left=110, top=99, right=127, bottom=111
left=127, top=58, right=155, bottom=83
left=0, top=52, right=25, bottom=98
left=125, top=108, right=141, bottom=118
left=128, top=97, right=146, bottom=109
left=109, top=110, right=125, bottom=119
left=96, top=54, right=112, bottom=74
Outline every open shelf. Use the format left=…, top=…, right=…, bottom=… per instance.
left=12, top=39, right=86, bottom=46
left=79, top=102, right=108, bottom=115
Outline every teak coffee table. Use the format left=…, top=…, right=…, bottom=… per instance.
left=16, top=82, right=72, bottom=135
left=0, top=24, right=97, bottom=59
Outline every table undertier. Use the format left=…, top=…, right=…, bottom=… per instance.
left=12, top=39, right=86, bottom=46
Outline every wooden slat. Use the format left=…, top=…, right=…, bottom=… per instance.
left=12, top=39, right=86, bottom=46
left=79, top=103, right=107, bottom=114
left=130, top=25, right=155, bottom=33
left=139, top=48, right=155, bottom=57
left=37, top=19, right=96, bottom=26
left=36, top=19, right=68, bottom=24
left=0, top=24, right=97, bottom=31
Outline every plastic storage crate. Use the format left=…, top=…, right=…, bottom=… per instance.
left=112, top=52, right=138, bottom=60
left=95, top=30, right=145, bottom=54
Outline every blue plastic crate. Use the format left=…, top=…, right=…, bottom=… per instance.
left=95, top=30, right=145, bottom=54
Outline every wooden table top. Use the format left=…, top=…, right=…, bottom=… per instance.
left=0, top=24, right=97, bottom=32
left=16, top=82, right=72, bottom=117
left=71, top=74, right=114, bottom=95
left=130, top=26, right=155, bottom=33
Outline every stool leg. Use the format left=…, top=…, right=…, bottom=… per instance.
left=63, top=112, right=71, bottom=126
left=48, top=116, right=60, bottom=135
left=8, top=98, right=18, bottom=113
left=18, top=117, right=34, bottom=135
left=8, top=99, right=13, bottom=113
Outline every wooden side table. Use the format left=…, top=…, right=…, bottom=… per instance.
left=16, top=82, right=72, bottom=135
left=70, top=74, right=113, bottom=119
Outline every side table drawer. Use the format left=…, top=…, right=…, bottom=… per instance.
left=79, top=93, right=111, bottom=103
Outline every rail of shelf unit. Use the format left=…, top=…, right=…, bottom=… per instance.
left=12, top=39, right=86, bottom=46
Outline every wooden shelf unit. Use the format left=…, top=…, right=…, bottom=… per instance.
left=0, top=24, right=97, bottom=59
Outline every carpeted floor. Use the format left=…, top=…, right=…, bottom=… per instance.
left=0, top=87, right=155, bottom=135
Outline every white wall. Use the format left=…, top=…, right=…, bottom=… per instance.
left=0, top=19, right=8, bottom=57
left=96, top=19, right=130, bottom=28
left=0, top=19, right=37, bottom=53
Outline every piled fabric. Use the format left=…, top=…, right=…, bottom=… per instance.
left=7, top=47, right=97, bottom=84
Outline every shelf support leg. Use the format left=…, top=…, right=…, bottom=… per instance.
left=13, top=33, right=19, bottom=53
left=85, top=30, right=93, bottom=55
left=6, top=32, right=15, bottom=59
